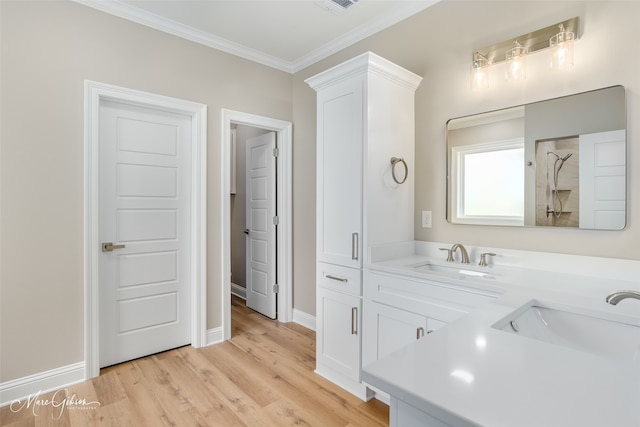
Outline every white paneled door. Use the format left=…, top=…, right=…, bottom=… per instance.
left=99, top=100, right=191, bottom=368
left=579, top=129, right=626, bottom=229
left=245, top=132, right=277, bottom=319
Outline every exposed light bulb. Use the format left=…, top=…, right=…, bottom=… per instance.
left=505, top=41, right=527, bottom=82
left=470, top=52, right=489, bottom=91
left=550, top=24, right=575, bottom=69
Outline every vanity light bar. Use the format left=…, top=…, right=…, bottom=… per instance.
left=473, top=17, right=580, bottom=66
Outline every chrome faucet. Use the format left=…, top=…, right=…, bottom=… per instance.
left=450, top=243, right=470, bottom=264
left=606, top=290, right=640, bottom=305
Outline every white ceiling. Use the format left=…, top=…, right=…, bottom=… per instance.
left=76, top=0, right=440, bottom=73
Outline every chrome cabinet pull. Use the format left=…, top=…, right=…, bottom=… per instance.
left=326, top=274, right=347, bottom=283
left=351, top=307, right=358, bottom=335
left=102, top=242, right=125, bottom=252
left=417, top=327, right=425, bottom=339
left=351, top=233, right=359, bottom=260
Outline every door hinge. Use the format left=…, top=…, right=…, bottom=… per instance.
left=273, top=216, right=279, bottom=225
left=273, top=284, right=279, bottom=293
left=273, top=147, right=279, bottom=157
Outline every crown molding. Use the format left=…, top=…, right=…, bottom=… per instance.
left=74, top=0, right=292, bottom=72
left=305, top=51, right=422, bottom=91
left=74, top=0, right=440, bottom=74
left=291, top=0, right=440, bottom=73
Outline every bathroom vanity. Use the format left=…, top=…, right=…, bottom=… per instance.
left=305, top=52, right=639, bottom=426
left=361, top=241, right=640, bottom=427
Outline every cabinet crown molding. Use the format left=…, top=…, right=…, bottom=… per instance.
left=305, top=51, right=422, bottom=92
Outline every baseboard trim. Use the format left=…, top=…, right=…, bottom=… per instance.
left=315, top=366, right=373, bottom=402
left=293, top=308, right=316, bottom=331
left=364, top=382, right=391, bottom=405
left=205, top=327, right=224, bottom=346
left=0, top=362, right=85, bottom=408
left=231, top=282, right=246, bottom=300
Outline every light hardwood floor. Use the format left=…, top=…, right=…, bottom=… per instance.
left=1, top=296, right=388, bottom=426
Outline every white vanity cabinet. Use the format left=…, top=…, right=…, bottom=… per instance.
left=316, top=287, right=361, bottom=389
left=363, top=302, right=445, bottom=368
left=315, top=262, right=364, bottom=397
left=363, top=269, right=498, bottom=370
left=306, top=52, right=422, bottom=400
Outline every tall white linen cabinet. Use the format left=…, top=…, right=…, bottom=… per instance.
left=306, top=52, right=422, bottom=399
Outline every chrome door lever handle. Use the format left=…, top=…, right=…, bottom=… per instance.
left=102, top=242, right=125, bottom=252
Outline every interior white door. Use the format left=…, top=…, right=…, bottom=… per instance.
left=579, top=129, right=626, bottom=229
left=99, top=100, right=191, bottom=368
left=245, top=132, right=277, bottom=319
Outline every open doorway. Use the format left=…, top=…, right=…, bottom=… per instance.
left=221, top=110, right=292, bottom=341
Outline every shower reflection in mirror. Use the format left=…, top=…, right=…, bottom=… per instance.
left=536, top=138, right=578, bottom=227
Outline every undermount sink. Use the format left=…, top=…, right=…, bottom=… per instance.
left=407, top=261, right=494, bottom=278
left=493, top=301, right=640, bottom=362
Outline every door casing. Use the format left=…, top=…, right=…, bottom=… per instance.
left=221, top=110, right=293, bottom=339
left=84, top=81, right=207, bottom=379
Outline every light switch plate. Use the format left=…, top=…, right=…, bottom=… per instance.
left=422, top=210, right=432, bottom=228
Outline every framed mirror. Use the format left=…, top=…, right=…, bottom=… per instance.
left=446, top=85, right=626, bottom=229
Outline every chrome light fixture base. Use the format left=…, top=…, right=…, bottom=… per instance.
left=472, top=17, right=579, bottom=67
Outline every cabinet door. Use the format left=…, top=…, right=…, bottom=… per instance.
left=316, top=77, right=364, bottom=268
left=363, top=301, right=429, bottom=368
left=316, top=287, right=361, bottom=381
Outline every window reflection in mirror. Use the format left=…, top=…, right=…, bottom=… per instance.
left=451, top=137, right=525, bottom=225
left=446, top=86, right=626, bottom=230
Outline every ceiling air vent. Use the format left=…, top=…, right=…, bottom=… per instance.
left=317, top=0, right=360, bottom=15
left=331, top=0, right=359, bottom=8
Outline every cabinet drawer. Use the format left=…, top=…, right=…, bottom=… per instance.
left=317, top=262, right=362, bottom=296
left=364, top=269, right=497, bottom=322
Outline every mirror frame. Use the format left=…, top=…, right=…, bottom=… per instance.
left=446, top=85, right=626, bottom=229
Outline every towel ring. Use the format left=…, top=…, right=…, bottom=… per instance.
left=390, top=157, right=408, bottom=184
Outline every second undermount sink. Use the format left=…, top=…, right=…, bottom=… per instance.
left=493, top=301, right=640, bottom=362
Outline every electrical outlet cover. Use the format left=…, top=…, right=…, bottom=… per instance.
left=422, top=210, right=432, bottom=228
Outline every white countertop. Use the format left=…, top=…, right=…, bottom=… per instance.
left=361, top=245, right=640, bottom=427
